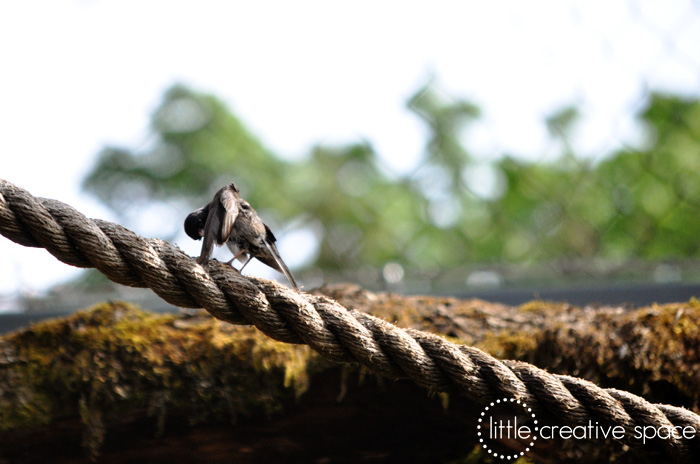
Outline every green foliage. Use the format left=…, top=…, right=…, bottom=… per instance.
left=82, top=84, right=700, bottom=274
left=83, top=85, right=287, bottom=212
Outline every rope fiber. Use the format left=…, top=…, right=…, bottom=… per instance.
left=1, top=178, right=698, bottom=461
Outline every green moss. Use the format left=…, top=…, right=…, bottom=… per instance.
left=1, top=301, right=314, bottom=442
left=518, top=300, right=570, bottom=314
left=516, top=300, right=700, bottom=409
left=4, top=294, right=700, bottom=462
left=617, top=303, right=700, bottom=399
left=0, top=388, right=53, bottom=431
left=480, top=331, right=540, bottom=360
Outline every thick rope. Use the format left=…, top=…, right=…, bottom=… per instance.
left=1, top=178, right=698, bottom=461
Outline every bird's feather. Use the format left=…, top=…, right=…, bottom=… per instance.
left=198, top=185, right=239, bottom=264
left=262, top=239, right=298, bottom=289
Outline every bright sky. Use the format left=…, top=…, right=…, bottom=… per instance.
left=1, top=0, right=700, bottom=300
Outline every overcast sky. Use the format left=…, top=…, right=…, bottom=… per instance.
left=1, top=0, right=700, bottom=301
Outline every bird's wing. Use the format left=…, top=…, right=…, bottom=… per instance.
left=198, top=187, right=239, bottom=264
left=218, top=187, right=239, bottom=244
left=264, top=224, right=277, bottom=244
left=198, top=205, right=220, bottom=264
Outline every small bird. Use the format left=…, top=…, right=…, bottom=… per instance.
left=184, top=183, right=299, bottom=290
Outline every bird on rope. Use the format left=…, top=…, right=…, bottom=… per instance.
left=184, top=182, right=299, bottom=290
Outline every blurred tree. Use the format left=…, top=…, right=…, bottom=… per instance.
left=546, top=106, right=580, bottom=157
left=83, top=84, right=433, bottom=272
left=408, top=82, right=480, bottom=187
left=286, top=142, right=427, bottom=270
left=83, top=85, right=293, bottom=215
left=486, top=93, right=700, bottom=263
left=82, top=83, right=700, bottom=282
left=596, top=93, right=700, bottom=259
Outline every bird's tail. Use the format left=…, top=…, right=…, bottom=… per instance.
left=263, top=241, right=299, bottom=290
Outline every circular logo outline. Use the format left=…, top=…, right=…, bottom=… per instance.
left=477, top=398, right=538, bottom=460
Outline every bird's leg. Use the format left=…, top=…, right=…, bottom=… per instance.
left=239, top=255, right=254, bottom=273
left=226, top=249, right=248, bottom=266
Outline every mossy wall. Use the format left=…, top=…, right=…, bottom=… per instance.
left=1, top=287, right=699, bottom=462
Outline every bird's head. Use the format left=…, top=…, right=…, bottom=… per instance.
left=184, top=205, right=210, bottom=241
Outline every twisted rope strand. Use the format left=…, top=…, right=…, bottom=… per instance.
left=1, top=179, right=698, bottom=461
